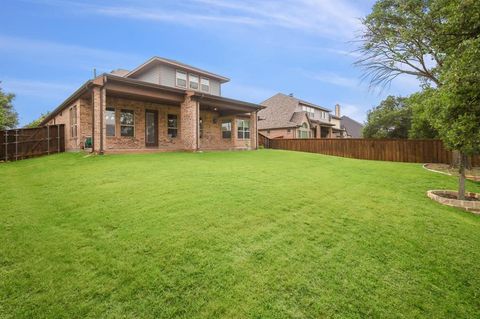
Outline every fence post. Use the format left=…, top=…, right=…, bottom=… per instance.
left=57, top=125, right=60, bottom=153
left=4, top=130, right=7, bottom=162
left=15, top=129, right=18, bottom=161
left=47, top=126, right=50, bottom=155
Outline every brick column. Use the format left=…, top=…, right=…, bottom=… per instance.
left=232, top=116, right=237, bottom=147
left=92, top=86, right=106, bottom=153
left=181, top=91, right=199, bottom=151
left=328, top=127, right=333, bottom=138
left=316, top=125, right=321, bottom=139
left=250, top=112, right=257, bottom=150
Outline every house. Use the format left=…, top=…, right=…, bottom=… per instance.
left=340, top=116, right=364, bottom=138
left=40, top=56, right=263, bottom=153
left=258, top=93, right=346, bottom=139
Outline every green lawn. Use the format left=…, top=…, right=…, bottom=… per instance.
left=1, top=150, right=479, bottom=318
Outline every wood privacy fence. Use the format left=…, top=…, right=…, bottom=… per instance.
left=259, top=135, right=480, bottom=166
left=0, top=125, right=65, bottom=162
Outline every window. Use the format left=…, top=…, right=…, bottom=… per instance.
left=237, top=119, right=250, bottom=139
left=189, top=74, right=199, bottom=90
left=221, top=120, right=231, bottom=139
left=298, top=122, right=309, bottom=138
left=176, top=70, right=187, bottom=88
left=70, top=105, right=77, bottom=138
left=199, top=117, right=203, bottom=138
left=120, top=109, right=134, bottom=137
left=168, top=114, right=178, bottom=138
left=105, top=108, right=115, bottom=137
left=201, top=78, right=210, bottom=92
left=302, top=105, right=315, bottom=118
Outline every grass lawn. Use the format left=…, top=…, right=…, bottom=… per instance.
left=1, top=150, right=480, bottom=318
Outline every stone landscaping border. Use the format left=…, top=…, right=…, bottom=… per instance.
left=422, top=164, right=452, bottom=176
left=427, top=190, right=480, bottom=214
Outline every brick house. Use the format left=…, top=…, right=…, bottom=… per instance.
left=41, top=57, right=263, bottom=153
left=258, top=93, right=346, bottom=139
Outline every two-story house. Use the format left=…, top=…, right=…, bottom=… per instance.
left=41, top=56, right=263, bottom=153
left=258, top=93, right=346, bottom=139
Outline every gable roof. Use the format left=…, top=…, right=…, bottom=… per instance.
left=258, top=93, right=302, bottom=129
left=341, top=116, right=364, bottom=138
left=125, top=56, right=230, bottom=83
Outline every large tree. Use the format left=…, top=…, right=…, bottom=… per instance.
left=357, top=0, right=480, bottom=199
left=0, top=84, right=18, bottom=130
left=363, top=96, right=411, bottom=138
left=25, top=112, right=49, bottom=128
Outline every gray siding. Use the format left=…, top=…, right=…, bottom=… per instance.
left=159, top=64, right=176, bottom=87
left=132, top=65, right=160, bottom=84
left=130, top=63, right=222, bottom=96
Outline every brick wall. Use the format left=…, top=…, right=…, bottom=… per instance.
left=259, top=128, right=296, bottom=139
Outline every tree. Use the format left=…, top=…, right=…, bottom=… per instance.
left=426, top=38, right=480, bottom=199
left=406, top=90, right=439, bottom=139
left=357, top=0, right=480, bottom=199
left=0, top=84, right=18, bottom=130
left=363, top=96, right=411, bottom=138
left=25, top=112, right=50, bottom=128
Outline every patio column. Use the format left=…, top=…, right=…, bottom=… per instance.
left=232, top=116, right=238, bottom=147
left=92, top=86, right=106, bottom=154
left=316, top=125, right=321, bottom=139
left=250, top=111, right=257, bottom=150
left=328, top=127, right=333, bottom=138
left=181, top=91, right=199, bottom=151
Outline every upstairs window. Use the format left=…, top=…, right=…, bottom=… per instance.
left=120, top=110, right=135, bottom=137
left=237, top=119, right=250, bottom=139
left=201, top=78, right=210, bottom=92
left=221, top=120, right=231, bottom=139
left=189, top=74, right=199, bottom=90
left=105, top=108, right=116, bottom=137
left=168, top=114, right=178, bottom=138
left=176, top=70, right=187, bottom=88
left=70, top=105, right=77, bottom=138
left=302, top=105, right=315, bottom=118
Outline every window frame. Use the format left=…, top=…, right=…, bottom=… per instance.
left=298, top=122, right=310, bottom=138
left=221, top=120, right=232, bottom=139
left=105, top=107, right=116, bottom=137
left=176, top=70, right=187, bottom=88
left=200, top=77, right=210, bottom=92
left=120, top=109, right=135, bottom=137
left=189, top=74, right=199, bottom=90
left=167, top=114, right=178, bottom=138
left=236, top=119, right=250, bottom=140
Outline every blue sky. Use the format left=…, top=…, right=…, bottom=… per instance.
left=0, top=0, right=422, bottom=126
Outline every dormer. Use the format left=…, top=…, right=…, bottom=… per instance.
left=119, top=57, right=229, bottom=96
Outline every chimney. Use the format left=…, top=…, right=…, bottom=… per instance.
left=335, top=104, right=341, bottom=117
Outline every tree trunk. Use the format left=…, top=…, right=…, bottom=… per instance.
left=458, top=152, right=466, bottom=200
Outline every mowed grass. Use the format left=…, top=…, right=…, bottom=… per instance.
left=1, top=150, right=479, bottom=319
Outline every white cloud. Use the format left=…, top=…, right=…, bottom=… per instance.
left=1, top=78, right=77, bottom=99
left=0, top=35, right=141, bottom=72
left=33, top=0, right=363, bottom=40
left=302, top=70, right=359, bottom=88
left=338, top=102, right=365, bottom=123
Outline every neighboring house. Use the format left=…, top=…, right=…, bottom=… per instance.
left=41, top=56, right=263, bottom=153
left=340, top=116, right=364, bottom=138
left=258, top=93, right=346, bottom=139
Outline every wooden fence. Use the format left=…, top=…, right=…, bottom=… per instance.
left=0, top=125, right=65, bottom=162
left=259, top=135, right=480, bottom=166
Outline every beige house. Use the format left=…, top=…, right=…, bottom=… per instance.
left=41, top=56, right=263, bottom=153
left=258, top=93, right=346, bottom=139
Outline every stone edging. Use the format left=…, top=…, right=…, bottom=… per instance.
left=427, top=190, right=480, bottom=214
left=422, top=164, right=452, bottom=176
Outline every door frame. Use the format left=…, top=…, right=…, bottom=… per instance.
left=145, top=109, right=158, bottom=147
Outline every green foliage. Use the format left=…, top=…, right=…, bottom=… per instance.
left=406, top=90, right=439, bottom=139
left=426, top=38, right=480, bottom=156
left=1, top=151, right=479, bottom=317
left=25, top=112, right=50, bottom=128
left=0, top=84, right=18, bottom=130
left=363, top=96, right=411, bottom=138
